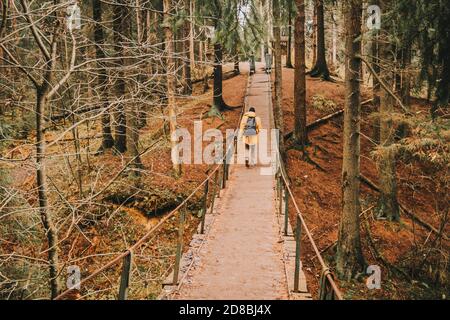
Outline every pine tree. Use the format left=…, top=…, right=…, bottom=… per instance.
left=309, top=0, right=330, bottom=80
left=293, top=0, right=308, bottom=148
left=336, top=0, right=365, bottom=280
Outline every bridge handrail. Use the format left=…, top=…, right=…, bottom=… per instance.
left=55, top=74, right=251, bottom=300
left=276, top=160, right=343, bottom=300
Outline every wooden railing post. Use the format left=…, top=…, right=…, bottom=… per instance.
left=222, top=159, right=227, bottom=189
left=294, top=215, right=302, bottom=292
left=200, top=179, right=209, bottom=234
left=284, top=184, right=289, bottom=236
left=209, top=171, right=219, bottom=215
left=279, top=180, right=283, bottom=216
left=118, top=251, right=132, bottom=300
left=173, top=208, right=186, bottom=285
left=275, top=172, right=280, bottom=207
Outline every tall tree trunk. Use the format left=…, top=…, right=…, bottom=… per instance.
left=400, top=48, right=411, bottom=107
left=377, top=9, right=400, bottom=221
left=371, top=21, right=381, bottom=144
left=309, top=0, right=330, bottom=80
left=332, top=10, right=337, bottom=68
left=336, top=0, right=365, bottom=280
left=273, top=0, right=285, bottom=155
left=36, top=89, right=61, bottom=299
left=286, top=0, right=294, bottom=68
left=183, top=1, right=192, bottom=96
left=0, top=0, right=10, bottom=116
left=211, top=42, right=227, bottom=113
left=127, top=0, right=144, bottom=172
left=234, top=45, right=240, bottom=75
left=395, top=48, right=411, bottom=139
left=112, top=0, right=129, bottom=153
left=259, top=0, right=265, bottom=63
left=93, top=0, right=114, bottom=152
left=164, top=0, right=181, bottom=175
left=127, top=104, right=143, bottom=173
left=312, top=1, right=317, bottom=66
left=233, top=2, right=240, bottom=76
left=294, top=0, right=307, bottom=148
left=189, top=0, right=195, bottom=69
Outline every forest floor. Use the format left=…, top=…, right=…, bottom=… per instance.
left=0, top=64, right=247, bottom=299
left=278, top=66, right=449, bottom=300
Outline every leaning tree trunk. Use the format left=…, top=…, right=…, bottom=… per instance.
left=163, top=0, right=181, bottom=175
left=93, top=0, right=114, bottom=152
left=309, top=0, right=330, bottom=80
left=112, top=0, right=129, bottom=153
left=294, top=0, right=307, bottom=149
left=336, top=0, right=365, bottom=280
left=432, top=41, right=450, bottom=119
left=273, top=0, right=285, bottom=156
left=377, top=13, right=400, bottom=221
left=286, top=0, right=294, bottom=68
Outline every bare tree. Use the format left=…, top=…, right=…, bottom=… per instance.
left=93, top=0, right=115, bottom=152
left=164, top=0, right=182, bottom=175
left=112, top=0, right=130, bottom=153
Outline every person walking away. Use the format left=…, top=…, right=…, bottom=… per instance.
left=239, top=107, right=262, bottom=167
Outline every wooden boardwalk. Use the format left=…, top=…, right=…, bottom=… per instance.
left=161, top=65, right=311, bottom=300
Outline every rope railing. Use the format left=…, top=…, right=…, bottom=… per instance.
left=54, top=75, right=251, bottom=301
left=55, top=162, right=225, bottom=300
left=275, top=155, right=343, bottom=300
left=265, top=58, right=342, bottom=300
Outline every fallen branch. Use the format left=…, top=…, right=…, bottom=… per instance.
left=357, top=54, right=410, bottom=114
left=191, top=70, right=238, bottom=85
left=45, top=134, right=103, bottom=143
left=319, top=206, right=375, bottom=255
left=363, top=218, right=411, bottom=281
left=360, top=174, right=449, bottom=241
left=284, top=99, right=372, bottom=140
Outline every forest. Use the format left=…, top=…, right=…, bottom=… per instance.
left=0, top=0, right=448, bottom=300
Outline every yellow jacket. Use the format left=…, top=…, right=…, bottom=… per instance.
left=239, top=111, right=262, bottom=145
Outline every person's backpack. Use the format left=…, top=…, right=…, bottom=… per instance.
left=244, top=116, right=257, bottom=136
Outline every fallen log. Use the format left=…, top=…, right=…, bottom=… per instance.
left=191, top=70, right=238, bottom=85
left=284, top=99, right=373, bottom=140
left=360, top=174, right=449, bottom=241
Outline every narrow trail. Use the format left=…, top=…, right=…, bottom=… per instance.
left=168, top=66, right=290, bottom=300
